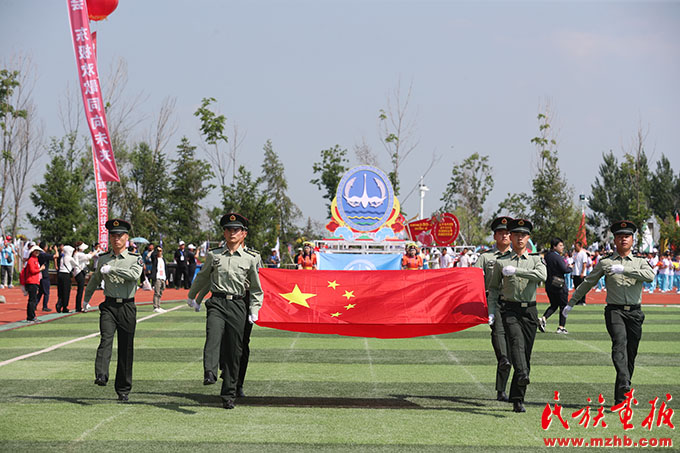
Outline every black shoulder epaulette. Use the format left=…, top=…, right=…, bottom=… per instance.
left=209, top=246, right=223, bottom=252
left=244, top=248, right=260, bottom=257
left=100, top=251, right=112, bottom=256
left=129, top=251, right=140, bottom=256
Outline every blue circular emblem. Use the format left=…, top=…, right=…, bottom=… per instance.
left=336, top=166, right=395, bottom=232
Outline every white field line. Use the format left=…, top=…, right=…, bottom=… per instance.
left=363, top=338, right=378, bottom=394
left=265, top=333, right=300, bottom=395
left=432, top=336, right=486, bottom=392
left=0, top=304, right=186, bottom=368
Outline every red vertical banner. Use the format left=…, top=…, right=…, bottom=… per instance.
left=66, top=0, right=120, bottom=182
left=91, top=30, right=108, bottom=250
left=576, top=211, right=587, bottom=247
left=93, top=145, right=109, bottom=250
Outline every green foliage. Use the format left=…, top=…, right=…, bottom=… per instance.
left=658, top=216, right=680, bottom=252
left=649, top=154, right=679, bottom=219
left=28, top=135, right=92, bottom=244
left=588, top=148, right=653, bottom=245
left=310, top=145, right=349, bottom=219
left=221, top=165, right=276, bottom=253
left=440, top=153, right=494, bottom=245
left=167, top=137, right=214, bottom=244
left=494, top=112, right=579, bottom=249
left=260, top=139, right=301, bottom=250
left=193, top=97, right=227, bottom=146
left=124, top=142, right=171, bottom=241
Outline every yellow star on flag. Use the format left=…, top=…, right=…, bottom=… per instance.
left=344, top=303, right=355, bottom=310
left=343, top=290, right=355, bottom=300
left=327, top=280, right=339, bottom=289
left=279, top=284, right=316, bottom=308
left=330, top=312, right=341, bottom=317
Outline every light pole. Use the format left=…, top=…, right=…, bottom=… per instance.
left=419, top=176, right=429, bottom=220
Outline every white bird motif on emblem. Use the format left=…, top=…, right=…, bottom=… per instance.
left=343, top=173, right=387, bottom=208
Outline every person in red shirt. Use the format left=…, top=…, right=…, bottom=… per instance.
left=22, top=244, right=45, bottom=323
left=402, top=243, right=423, bottom=270
left=297, top=242, right=317, bottom=270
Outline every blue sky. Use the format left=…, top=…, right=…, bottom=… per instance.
left=2, top=0, right=679, bottom=233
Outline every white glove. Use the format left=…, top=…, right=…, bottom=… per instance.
left=194, top=302, right=201, bottom=312
left=83, top=302, right=91, bottom=312
left=248, top=313, right=258, bottom=324
left=100, top=264, right=112, bottom=275
left=488, top=314, right=495, bottom=326
left=610, top=264, right=625, bottom=274
left=187, top=298, right=199, bottom=310
left=502, top=265, right=517, bottom=276
left=562, top=305, right=573, bottom=318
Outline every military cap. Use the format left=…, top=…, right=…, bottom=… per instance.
left=508, top=218, right=532, bottom=234
left=610, top=220, right=637, bottom=235
left=490, top=216, right=513, bottom=231
left=220, top=213, right=248, bottom=229
left=105, top=218, right=131, bottom=234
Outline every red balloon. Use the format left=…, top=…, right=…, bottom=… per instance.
left=87, top=0, right=119, bottom=21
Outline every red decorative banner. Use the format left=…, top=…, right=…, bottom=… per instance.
left=67, top=0, right=120, bottom=182
left=432, top=212, right=460, bottom=246
left=93, top=145, right=109, bottom=250
left=406, top=213, right=460, bottom=247
left=257, top=268, right=487, bottom=338
left=406, top=218, right=434, bottom=245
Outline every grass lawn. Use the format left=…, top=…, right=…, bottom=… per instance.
left=0, top=303, right=678, bottom=452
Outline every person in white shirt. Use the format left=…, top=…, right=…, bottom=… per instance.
left=645, top=252, right=658, bottom=293
left=572, top=241, right=588, bottom=305
left=439, top=247, right=454, bottom=269
left=429, top=249, right=441, bottom=269
left=661, top=253, right=673, bottom=292
left=151, top=246, right=168, bottom=313
left=458, top=248, right=471, bottom=267
left=73, top=241, right=96, bottom=312
left=56, top=245, right=78, bottom=313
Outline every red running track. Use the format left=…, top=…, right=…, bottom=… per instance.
left=0, top=286, right=191, bottom=325
left=1, top=285, right=677, bottom=326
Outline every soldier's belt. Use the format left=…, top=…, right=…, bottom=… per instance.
left=607, top=304, right=641, bottom=311
left=211, top=292, right=244, bottom=300
left=500, top=299, right=536, bottom=308
left=105, top=296, right=135, bottom=304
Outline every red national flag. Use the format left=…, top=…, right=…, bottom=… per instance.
left=576, top=211, right=587, bottom=247
left=257, top=268, right=487, bottom=339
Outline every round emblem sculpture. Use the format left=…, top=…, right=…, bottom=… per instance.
left=336, top=166, right=395, bottom=232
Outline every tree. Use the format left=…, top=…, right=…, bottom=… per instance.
left=527, top=112, right=580, bottom=248
left=221, top=165, right=275, bottom=252
left=125, top=141, right=171, bottom=241
left=378, top=78, right=419, bottom=196
left=439, top=153, right=494, bottom=245
left=649, top=154, right=679, bottom=220
left=310, top=144, right=349, bottom=218
left=167, top=137, right=214, bottom=243
left=493, top=109, right=579, bottom=248
left=261, top=139, right=301, bottom=248
left=1, top=58, right=44, bottom=238
left=194, top=97, right=229, bottom=187
left=588, top=126, right=653, bottom=245
left=28, top=135, right=90, bottom=244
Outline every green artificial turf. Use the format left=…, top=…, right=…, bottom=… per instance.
left=0, top=302, right=678, bottom=452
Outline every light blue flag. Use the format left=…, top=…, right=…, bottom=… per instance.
left=317, top=253, right=402, bottom=270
